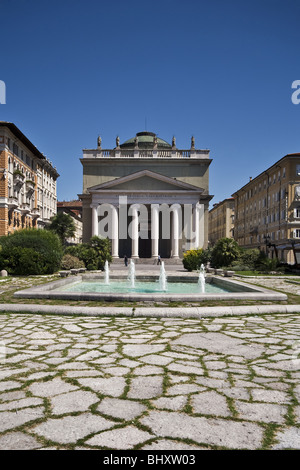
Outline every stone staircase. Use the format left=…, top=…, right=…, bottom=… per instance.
left=111, top=257, right=183, bottom=265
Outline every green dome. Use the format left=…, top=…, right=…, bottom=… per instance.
left=120, top=131, right=171, bottom=149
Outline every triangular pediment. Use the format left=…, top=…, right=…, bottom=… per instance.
left=88, top=170, right=203, bottom=192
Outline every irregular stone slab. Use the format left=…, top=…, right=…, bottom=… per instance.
left=77, top=377, right=126, bottom=397
left=235, top=401, right=286, bottom=424
left=128, top=376, right=163, bottom=399
left=62, top=324, right=82, bottom=332
left=173, top=333, right=265, bottom=359
left=0, top=432, right=43, bottom=450
left=140, top=410, right=263, bottom=449
left=153, top=396, right=187, bottom=411
left=0, top=390, right=26, bottom=402
left=29, top=378, right=78, bottom=397
left=251, top=389, right=291, bottom=404
left=0, top=407, right=45, bottom=432
left=0, top=381, right=22, bottom=392
left=191, top=391, right=231, bottom=417
left=0, top=368, right=29, bottom=380
left=167, top=363, right=204, bottom=375
left=139, top=354, right=173, bottom=366
left=51, top=390, right=99, bottom=415
left=102, top=366, right=130, bottom=376
left=86, top=426, right=153, bottom=449
left=122, top=344, right=166, bottom=357
left=32, top=413, right=115, bottom=444
left=134, top=365, right=164, bottom=376
left=272, top=428, right=300, bottom=449
left=167, top=384, right=204, bottom=396
left=142, top=439, right=206, bottom=450
left=75, top=351, right=105, bottom=361
left=0, top=397, right=43, bottom=411
left=222, top=387, right=250, bottom=401
left=97, top=398, right=146, bottom=420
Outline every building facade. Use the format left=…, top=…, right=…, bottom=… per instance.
left=79, top=131, right=212, bottom=260
left=208, top=198, right=235, bottom=246
left=232, top=153, right=300, bottom=264
left=0, top=122, right=59, bottom=236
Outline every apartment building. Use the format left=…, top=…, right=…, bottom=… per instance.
left=232, top=153, right=300, bottom=264
left=208, top=198, right=235, bottom=246
left=0, top=122, right=59, bottom=236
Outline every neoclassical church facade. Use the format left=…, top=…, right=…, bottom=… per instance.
left=79, top=131, right=212, bottom=260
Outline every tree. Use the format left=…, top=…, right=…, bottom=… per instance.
left=47, top=212, right=76, bottom=245
left=211, top=237, right=240, bottom=268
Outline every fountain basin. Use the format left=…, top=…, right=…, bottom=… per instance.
left=14, top=273, right=287, bottom=302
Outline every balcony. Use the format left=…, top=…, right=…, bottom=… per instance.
left=8, top=196, right=19, bottom=210
left=30, top=208, right=40, bottom=219
left=13, top=171, right=25, bottom=187
left=20, top=203, right=30, bottom=215
left=25, top=180, right=36, bottom=195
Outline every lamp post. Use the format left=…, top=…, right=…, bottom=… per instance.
left=263, top=234, right=271, bottom=256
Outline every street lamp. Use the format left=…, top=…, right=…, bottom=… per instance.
left=264, top=234, right=271, bottom=256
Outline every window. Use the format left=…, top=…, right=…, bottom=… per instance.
left=297, top=165, right=300, bottom=176
left=295, top=207, right=300, bottom=218
left=294, top=229, right=300, bottom=238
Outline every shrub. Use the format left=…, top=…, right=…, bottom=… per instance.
left=0, top=229, right=63, bottom=275
left=211, top=237, right=240, bottom=268
left=183, top=249, right=203, bottom=271
left=61, top=254, right=85, bottom=270
left=182, top=248, right=211, bottom=272
left=237, top=248, right=261, bottom=270
left=257, top=256, right=280, bottom=272
left=64, top=236, right=112, bottom=270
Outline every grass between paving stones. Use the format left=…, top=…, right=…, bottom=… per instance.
left=1, top=311, right=299, bottom=449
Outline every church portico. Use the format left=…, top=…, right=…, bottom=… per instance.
left=79, top=132, right=212, bottom=259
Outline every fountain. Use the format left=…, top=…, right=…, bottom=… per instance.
left=127, top=259, right=136, bottom=288
left=104, top=260, right=110, bottom=285
left=159, top=261, right=167, bottom=291
left=198, top=263, right=206, bottom=293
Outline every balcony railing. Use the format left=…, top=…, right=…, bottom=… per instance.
left=82, top=149, right=209, bottom=159
left=8, top=196, right=18, bottom=209
left=13, top=171, right=25, bottom=187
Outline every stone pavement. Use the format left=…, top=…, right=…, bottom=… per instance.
left=0, top=312, right=300, bottom=450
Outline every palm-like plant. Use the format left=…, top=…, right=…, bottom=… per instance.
left=47, top=212, right=76, bottom=245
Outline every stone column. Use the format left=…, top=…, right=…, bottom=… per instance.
left=151, top=204, right=159, bottom=259
left=111, top=204, right=119, bottom=259
left=130, top=204, right=139, bottom=259
left=194, top=203, right=204, bottom=249
left=171, top=204, right=181, bottom=258
left=91, top=204, right=98, bottom=237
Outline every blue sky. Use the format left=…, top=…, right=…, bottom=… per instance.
left=1, top=0, right=300, bottom=206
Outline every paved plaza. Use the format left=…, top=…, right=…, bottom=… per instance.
left=0, top=309, right=300, bottom=450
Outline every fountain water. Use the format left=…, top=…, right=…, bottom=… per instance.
left=159, top=261, right=167, bottom=291
left=104, top=260, right=110, bottom=285
left=127, top=259, right=136, bottom=288
left=198, top=263, right=206, bottom=293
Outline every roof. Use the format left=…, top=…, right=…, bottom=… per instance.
left=231, top=153, right=300, bottom=197
left=120, top=131, right=172, bottom=149
left=0, top=121, right=59, bottom=177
